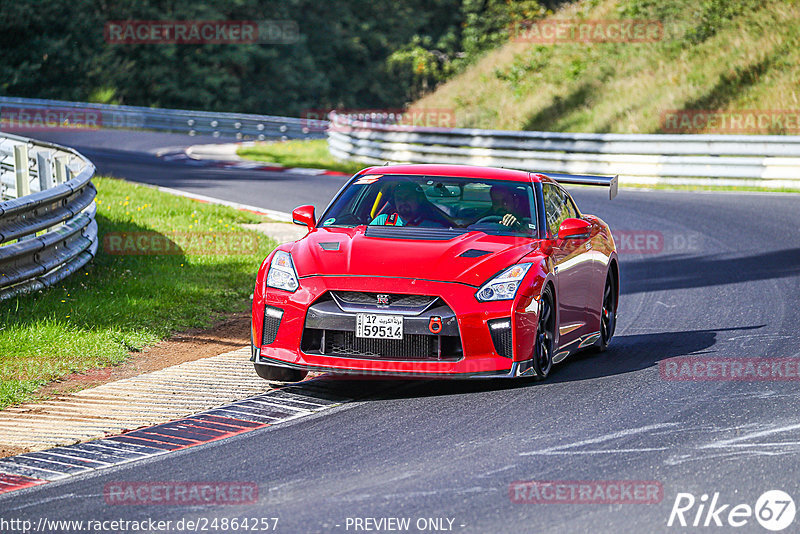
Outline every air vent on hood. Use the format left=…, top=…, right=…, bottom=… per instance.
left=364, top=226, right=468, bottom=241
left=318, top=242, right=341, bottom=251
left=459, top=249, right=491, bottom=258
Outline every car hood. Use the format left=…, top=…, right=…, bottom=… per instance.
left=289, top=226, right=539, bottom=287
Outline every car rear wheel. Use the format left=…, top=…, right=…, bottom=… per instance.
left=254, top=363, right=308, bottom=384
left=597, top=272, right=617, bottom=352
left=532, top=286, right=555, bottom=380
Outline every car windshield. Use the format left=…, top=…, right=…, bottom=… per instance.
left=319, top=174, right=537, bottom=237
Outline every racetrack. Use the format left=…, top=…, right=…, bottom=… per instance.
left=9, top=129, right=348, bottom=215
left=2, top=130, right=800, bottom=532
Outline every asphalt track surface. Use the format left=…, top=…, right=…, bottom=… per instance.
left=2, top=129, right=800, bottom=533
left=5, top=129, right=347, bottom=215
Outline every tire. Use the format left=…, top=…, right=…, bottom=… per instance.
left=253, top=363, right=308, bottom=384
left=596, top=271, right=617, bottom=352
left=532, top=286, right=555, bottom=380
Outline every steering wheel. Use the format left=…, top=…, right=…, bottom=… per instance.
left=475, top=215, right=504, bottom=224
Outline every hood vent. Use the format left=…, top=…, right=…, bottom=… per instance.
left=318, top=242, right=341, bottom=251
left=364, top=226, right=468, bottom=241
left=459, top=249, right=491, bottom=258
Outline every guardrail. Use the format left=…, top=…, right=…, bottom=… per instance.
left=327, top=113, right=800, bottom=187
left=0, top=133, right=97, bottom=301
left=0, top=96, right=325, bottom=141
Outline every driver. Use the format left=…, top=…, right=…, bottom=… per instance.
left=482, top=185, right=526, bottom=228
left=370, top=181, right=450, bottom=227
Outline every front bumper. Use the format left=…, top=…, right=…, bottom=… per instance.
left=251, top=275, right=540, bottom=378
left=254, top=352, right=537, bottom=379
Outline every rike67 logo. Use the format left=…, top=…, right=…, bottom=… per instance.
left=668, top=490, right=796, bottom=531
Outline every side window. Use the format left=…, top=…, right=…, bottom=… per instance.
left=562, top=189, right=580, bottom=219
left=543, top=184, right=568, bottom=237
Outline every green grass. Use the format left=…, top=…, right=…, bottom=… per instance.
left=237, top=139, right=365, bottom=175
left=0, top=177, right=275, bottom=409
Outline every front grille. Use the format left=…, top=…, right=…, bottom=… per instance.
left=262, top=305, right=283, bottom=345
left=301, top=292, right=463, bottom=361
left=301, top=328, right=462, bottom=361
left=326, top=331, right=433, bottom=359
left=488, top=318, right=513, bottom=358
left=332, top=291, right=435, bottom=308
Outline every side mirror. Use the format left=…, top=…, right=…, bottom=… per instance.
left=558, top=218, right=591, bottom=240
left=292, top=205, right=316, bottom=230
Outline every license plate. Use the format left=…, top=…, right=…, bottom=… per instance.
left=355, top=314, right=403, bottom=339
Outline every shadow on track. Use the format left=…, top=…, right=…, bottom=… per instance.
left=545, top=324, right=762, bottom=383
left=282, top=325, right=764, bottom=401
left=620, top=248, right=800, bottom=295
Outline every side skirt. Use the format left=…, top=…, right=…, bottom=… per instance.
left=553, top=330, right=601, bottom=364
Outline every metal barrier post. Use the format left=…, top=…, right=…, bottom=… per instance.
left=37, top=150, right=53, bottom=191
left=55, top=156, right=68, bottom=184
left=14, top=144, right=30, bottom=198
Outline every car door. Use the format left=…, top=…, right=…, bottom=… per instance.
left=562, top=189, right=602, bottom=314
left=543, top=184, right=593, bottom=349
left=565, top=190, right=605, bottom=328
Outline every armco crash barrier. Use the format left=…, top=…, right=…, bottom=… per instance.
left=326, top=111, right=800, bottom=188
left=0, top=132, right=98, bottom=300
left=0, top=95, right=325, bottom=141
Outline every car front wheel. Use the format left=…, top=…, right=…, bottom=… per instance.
left=532, top=286, right=555, bottom=380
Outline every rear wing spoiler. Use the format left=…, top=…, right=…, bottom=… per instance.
left=537, top=173, right=619, bottom=200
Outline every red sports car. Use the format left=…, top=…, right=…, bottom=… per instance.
left=251, top=164, right=618, bottom=382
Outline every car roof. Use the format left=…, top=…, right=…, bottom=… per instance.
left=361, top=164, right=554, bottom=184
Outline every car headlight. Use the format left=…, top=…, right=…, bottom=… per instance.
left=475, top=263, right=532, bottom=302
left=266, top=250, right=299, bottom=292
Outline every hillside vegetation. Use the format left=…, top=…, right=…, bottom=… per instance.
left=0, top=0, right=550, bottom=116
left=412, top=0, right=800, bottom=134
